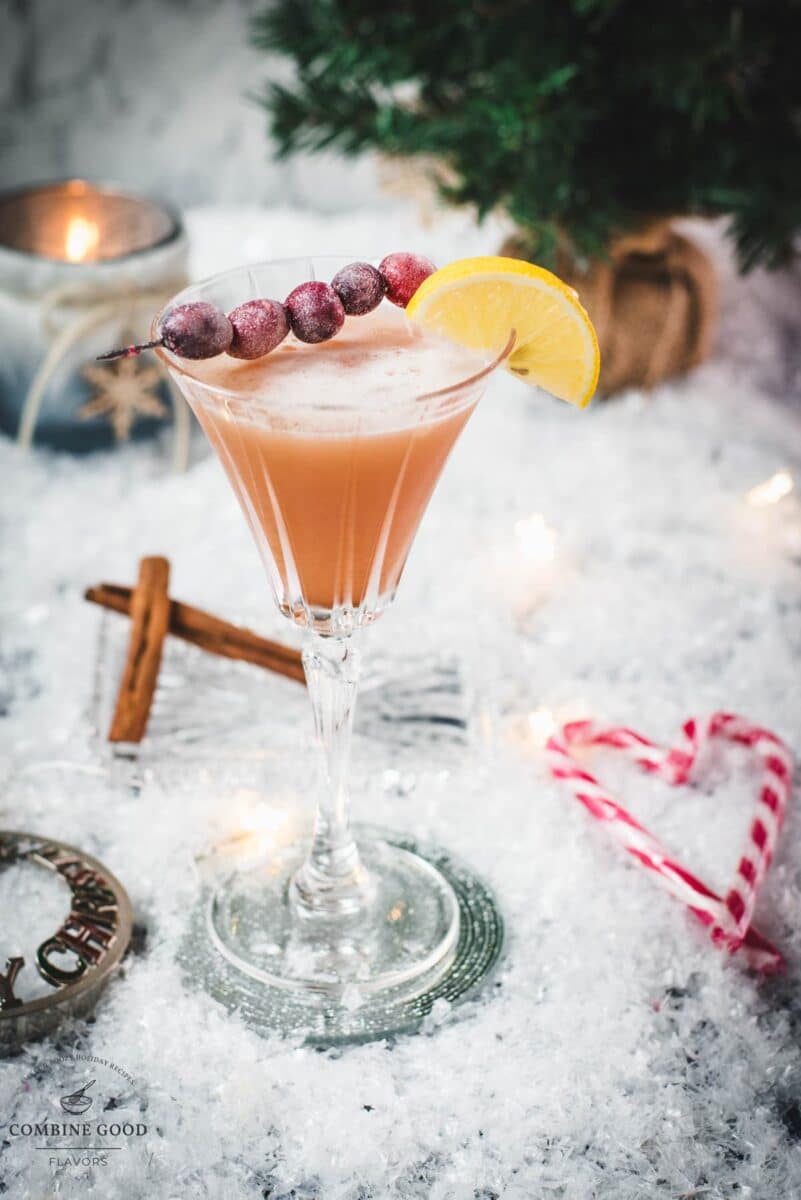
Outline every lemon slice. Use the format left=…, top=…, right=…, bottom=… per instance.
left=406, top=255, right=599, bottom=407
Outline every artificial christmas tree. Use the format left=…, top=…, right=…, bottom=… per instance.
left=255, top=0, right=800, bottom=393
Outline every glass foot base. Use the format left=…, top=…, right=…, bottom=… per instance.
left=208, top=834, right=460, bottom=1000
left=183, top=826, right=504, bottom=1045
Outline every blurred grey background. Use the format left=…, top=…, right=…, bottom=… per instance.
left=0, top=0, right=382, bottom=211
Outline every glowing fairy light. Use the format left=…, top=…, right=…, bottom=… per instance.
left=526, top=706, right=558, bottom=748
left=64, top=216, right=100, bottom=263
left=746, top=471, right=794, bottom=508
left=235, top=807, right=289, bottom=856
left=214, top=790, right=294, bottom=858
left=484, top=512, right=561, bottom=620
left=514, top=513, right=558, bottom=565
left=507, top=701, right=590, bottom=752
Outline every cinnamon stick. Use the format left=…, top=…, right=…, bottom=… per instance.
left=107, top=557, right=171, bottom=743
left=86, top=582, right=305, bottom=686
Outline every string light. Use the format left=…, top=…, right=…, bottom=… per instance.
left=482, top=512, right=561, bottom=621
left=746, top=471, right=794, bottom=507
left=507, top=701, right=589, bottom=752
left=526, top=706, right=558, bottom=748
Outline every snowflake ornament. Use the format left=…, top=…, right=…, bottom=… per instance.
left=79, top=354, right=168, bottom=441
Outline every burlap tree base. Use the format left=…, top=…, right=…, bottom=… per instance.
left=502, top=222, right=718, bottom=396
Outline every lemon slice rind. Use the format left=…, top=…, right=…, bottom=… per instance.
left=406, top=256, right=599, bottom=408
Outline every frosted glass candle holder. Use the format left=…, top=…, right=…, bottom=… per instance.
left=0, top=179, right=188, bottom=452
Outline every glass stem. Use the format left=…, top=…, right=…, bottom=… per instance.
left=292, top=632, right=371, bottom=917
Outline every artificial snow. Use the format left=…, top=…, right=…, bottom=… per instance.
left=1, top=204, right=801, bottom=1198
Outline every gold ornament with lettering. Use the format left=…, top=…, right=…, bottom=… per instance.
left=0, top=833, right=133, bottom=1051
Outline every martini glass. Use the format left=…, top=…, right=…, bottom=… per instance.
left=156, top=257, right=509, bottom=1018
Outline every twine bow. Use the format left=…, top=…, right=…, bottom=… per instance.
left=16, top=280, right=191, bottom=471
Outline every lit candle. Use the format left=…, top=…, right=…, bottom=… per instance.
left=0, top=179, right=188, bottom=451
left=0, top=179, right=179, bottom=263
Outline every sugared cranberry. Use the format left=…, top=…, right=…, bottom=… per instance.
left=331, top=262, right=385, bottom=316
left=160, top=302, right=233, bottom=359
left=378, top=252, right=436, bottom=307
left=228, top=299, right=289, bottom=360
left=284, top=281, right=345, bottom=344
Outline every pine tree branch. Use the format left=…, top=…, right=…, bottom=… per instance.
left=252, top=0, right=801, bottom=272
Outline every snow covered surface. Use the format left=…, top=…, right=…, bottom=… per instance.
left=2, top=204, right=801, bottom=1197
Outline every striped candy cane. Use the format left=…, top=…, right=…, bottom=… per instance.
left=546, top=713, right=792, bottom=973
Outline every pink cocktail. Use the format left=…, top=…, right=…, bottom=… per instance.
left=157, top=258, right=507, bottom=1029
left=181, top=306, right=479, bottom=624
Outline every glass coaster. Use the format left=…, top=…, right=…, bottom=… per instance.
left=180, top=825, right=504, bottom=1046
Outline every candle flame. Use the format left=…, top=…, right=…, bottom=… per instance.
left=746, top=471, right=794, bottom=508
left=64, top=216, right=100, bottom=263
left=514, top=513, right=558, bottom=565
